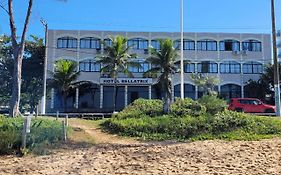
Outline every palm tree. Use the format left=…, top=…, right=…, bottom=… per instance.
left=97, top=36, right=138, bottom=112
left=49, top=59, right=80, bottom=112
left=190, top=74, right=219, bottom=96
left=144, top=39, right=178, bottom=113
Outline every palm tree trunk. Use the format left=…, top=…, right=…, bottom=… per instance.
left=163, top=92, right=170, bottom=114
left=62, top=92, right=67, bottom=113
left=113, top=77, right=117, bottom=112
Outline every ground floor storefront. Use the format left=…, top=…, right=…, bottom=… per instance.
left=47, top=78, right=246, bottom=113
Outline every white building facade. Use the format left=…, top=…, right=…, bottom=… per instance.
left=46, top=30, right=272, bottom=112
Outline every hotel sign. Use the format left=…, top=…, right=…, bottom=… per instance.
left=100, top=78, right=153, bottom=85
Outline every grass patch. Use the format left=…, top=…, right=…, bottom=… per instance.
left=0, top=115, right=64, bottom=155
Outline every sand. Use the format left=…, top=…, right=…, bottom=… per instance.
left=1, top=119, right=281, bottom=175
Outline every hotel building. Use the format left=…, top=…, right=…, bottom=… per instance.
left=46, top=30, right=273, bottom=112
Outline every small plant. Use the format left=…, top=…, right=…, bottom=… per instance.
left=115, top=98, right=163, bottom=119
left=198, top=95, right=227, bottom=115
left=170, top=98, right=206, bottom=117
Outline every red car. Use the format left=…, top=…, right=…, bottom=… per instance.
left=228, top=98, right=276, bottom=113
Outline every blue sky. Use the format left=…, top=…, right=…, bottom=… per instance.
left=0, top=0, right=280, bottom=38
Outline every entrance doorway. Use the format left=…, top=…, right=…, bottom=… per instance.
left=130, top=91, right=139, bottom=103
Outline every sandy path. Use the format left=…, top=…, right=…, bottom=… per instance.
left=1, top=120, right=281, bottom=175
left=68, top=120, right=140, bottom=145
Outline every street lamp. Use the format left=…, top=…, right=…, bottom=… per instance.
left=40, top=18, right=48, bottom=115
left=271, top=0, right=281, bottom=116
left=180, top=0, right=184, bottom=99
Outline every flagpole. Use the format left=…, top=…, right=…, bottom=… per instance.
left=180, top=0, right=184, bottom=99
left=271, top=0, right=281, bottom=116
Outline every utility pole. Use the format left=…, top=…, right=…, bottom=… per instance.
left=271, top=0, right=281, bottom=116
left=180, top=0, right=184, bottom=99
left=40, top=18, right=48, bottom=115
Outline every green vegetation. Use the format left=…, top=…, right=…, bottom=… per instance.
left=170, top=98, right=206, bottom=117
left=49, top=59, right=80, bottom=112
left=0, top=35, right=44, bottom=113
left=96, top=36, right=138, bottom=112
left=198, top=95, right=227, bottom=115
left=144, top=39, right=178, bottom=113
left=102, top=98, right=281, bottom=141
left=114, top=98, right=163, bottom=119
left=0, top=115, right=63, bottom=155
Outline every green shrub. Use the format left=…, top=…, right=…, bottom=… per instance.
left=198, top=95, right=227, bottom=115
left=0, top=115, right=63, bottom=155
left=0, top=116, right=23, bottom=154
left=170, top=98, right=206, bottom=117
left=115, top=98, right=163, bottom=119
left=102, top=110, right=281, bottom=141
left=210, top=111, right=252, bottom=133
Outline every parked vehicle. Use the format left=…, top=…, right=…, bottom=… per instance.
left=228, top=98, right=276, bottom=113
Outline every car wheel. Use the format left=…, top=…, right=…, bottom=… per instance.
left=235, top=108, right=243, bottom=112
left=265, top=109, right=274, bottom=113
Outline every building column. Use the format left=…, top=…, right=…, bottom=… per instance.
left=75, top=88, right=79, bottom=109
left=125, top=86, right=128, bottom=106
left=241, top=63, right=244, bottom=98
left=218, top=84, right=221, bottom=96
left=195, top=86, right=198, bottom=100
left=241, top=85, right=244, bottom=98
left=149, top=85, right=152, bottom=99
left=100, top=85, right=103, bottom=109
left=51, top=88, right=54, bottom=109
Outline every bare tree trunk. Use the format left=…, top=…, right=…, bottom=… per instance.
left=8, top=0, right=33, bottom=117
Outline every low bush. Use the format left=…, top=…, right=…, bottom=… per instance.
left=170, top=98, right=206, bottom=117
left=115, top=98, right=163, bottom=119
left=102, top=110, right=281, bottom=141
left=0, top=115, right=63, bottom=155
left=198, top=95, right=227, bottom=115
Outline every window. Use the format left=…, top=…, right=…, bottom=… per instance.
left=198, top=61, right=218, bottom=73
left=242, top=40, right=262, bottom=52
left=220, top=61, right=241, bottom=74
left=174, top=84, right=196, bottom=100
left=221, top=84, right=241, bottom=99
left=197, top=39, right=217, bottom=51
left=174, top=39, right=195, bottom=50
left=80, top=37, right=101, bottom=49
left=151, top=40, right=160, bottom=50
left=184, top=63, right=195, bottom=73
left=128, top=38, right=148, bottom=50
left=243, top=62, right=263, bottom=74
left=79, top=60, right=100, bottom=72
left=220, top=40, right=240, bottom=51
left=57, top=37, right=77, bottom=48
left=128, top=61, right=149, bottom=73
left=104, top=38, right=113, bottom=47
left=239, top=99, right=261, bottom=105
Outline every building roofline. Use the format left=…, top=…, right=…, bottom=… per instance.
left=48, top=29, right=271, bottom=36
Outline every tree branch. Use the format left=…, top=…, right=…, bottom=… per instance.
left=0, top=3, right=9, bottom=14
left=20, top=0, right=33, bottom=46
left=8, top=0, right=18, bottom=48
